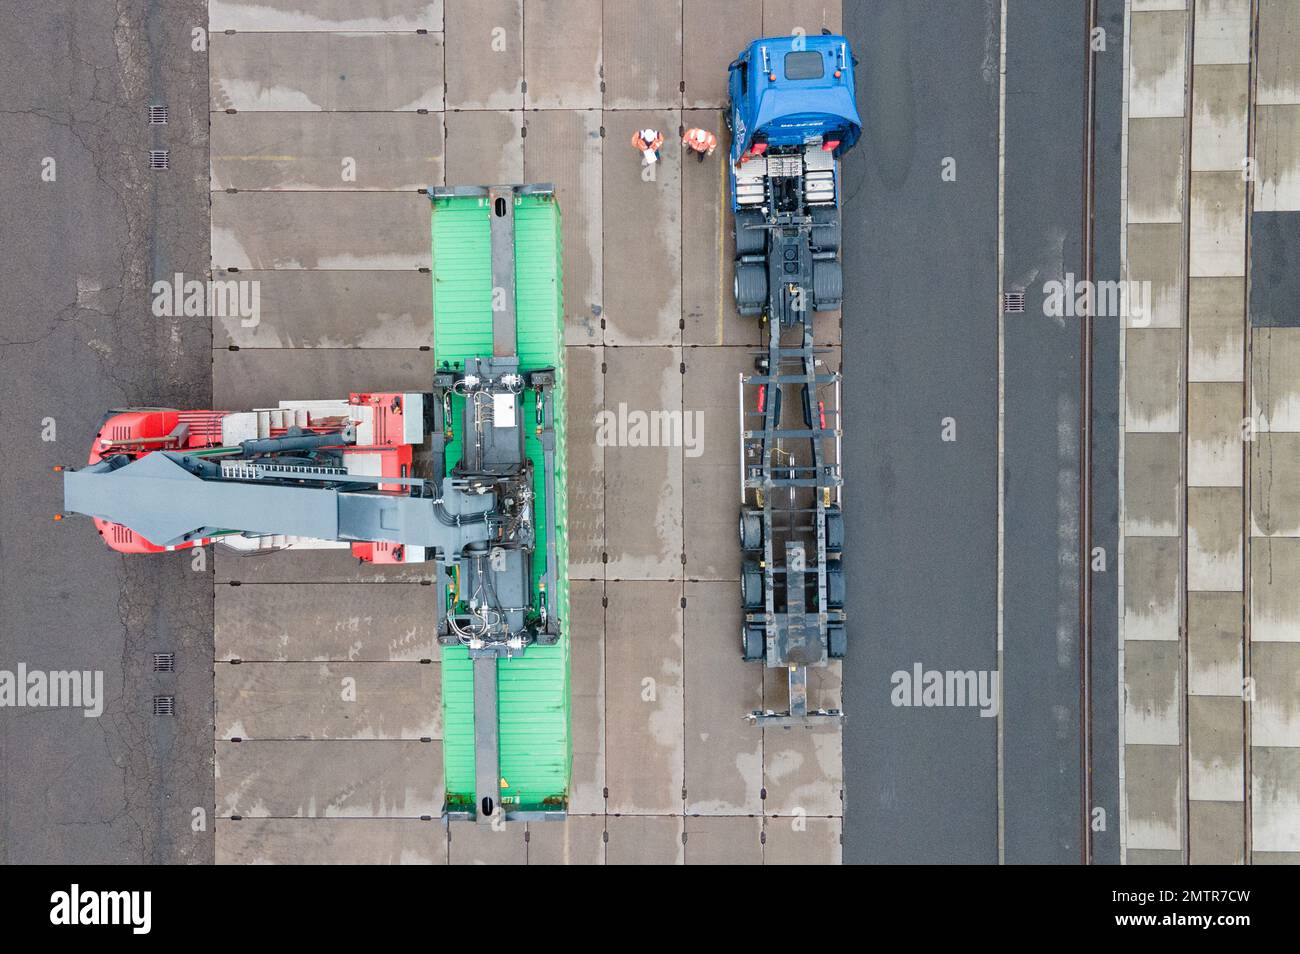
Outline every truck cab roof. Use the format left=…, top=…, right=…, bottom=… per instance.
left=728, top=34, right=861, bottom=160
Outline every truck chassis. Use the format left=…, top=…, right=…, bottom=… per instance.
left=729, top=35, right=857, bottom=726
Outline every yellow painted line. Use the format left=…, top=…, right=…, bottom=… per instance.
left=717, top=144, right=726, bottom=345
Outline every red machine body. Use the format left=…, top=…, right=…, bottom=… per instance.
left=85, top=394, right=420, bottom=561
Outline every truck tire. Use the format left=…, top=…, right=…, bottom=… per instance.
left=741, top=623, right=766, bottom=662
left=824, top=504, right=844, bottom=553
left=810, top=207, right=840, bottom=253
left=734, top=212, right=766, bottom=255
left=739, top=508, right=763, bottom=551
left=825, top=559, right=845, bottom=609
left=812, top=260, right=842, bottom=311
left=742, top=560, right=764, bottom=610
left=734, top=262, right=767, bottom=314
left=827, top=623, right=847, bottom=659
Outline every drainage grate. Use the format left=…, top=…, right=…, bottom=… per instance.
left=149, top=150, right=169, bottom=170
left=152, top=695, right=175, bottom=715
left=153, top=652, right=175, bottom=673
left=148, top=104, right=168, bottom=125
left=1002, top=292, right=1026, bottom=314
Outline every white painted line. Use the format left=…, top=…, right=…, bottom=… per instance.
left=1118, top=0, right=1133, bottom=866
left=997, top=0, right=1008, bottom=867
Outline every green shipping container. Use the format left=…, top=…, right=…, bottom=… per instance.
left=431, top=187, right=570, bottom=816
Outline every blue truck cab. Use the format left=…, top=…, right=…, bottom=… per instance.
left=727, top=34, right=862, bottom=210
left=731, top=34, right=859, bottom=726
left=727, top=34, right=860, bottom=322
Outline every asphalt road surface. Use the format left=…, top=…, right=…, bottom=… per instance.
left=842, top=0, right=1123, bottom=863
left=841, top=0, right=1002, bottom=864
left=0, top=0, right=213, bottom=864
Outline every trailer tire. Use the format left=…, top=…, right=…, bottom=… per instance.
left=810, top=207, right=840, bottom=253
left=740, top=508, right=763, bottom=551
left=824, top=504, right=844, bottom=553
left=827, top=623, right=847, bottom=659
left=742, top=559, right=764, bottom=610
left=734, top=262, right=767, bottom=313
left=742, top=623, right=766, bottom=662
left=812, top=260, right=842, bottom=311
left=826, top=560, right=845, bottom=609
left=734, top=212, right=766, bottom=255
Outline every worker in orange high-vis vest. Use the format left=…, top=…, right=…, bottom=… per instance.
left=631, top=127, right=665, bottom=165
left=682, top=127, right=718, bottom=162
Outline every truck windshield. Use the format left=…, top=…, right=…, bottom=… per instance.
left=784, top=50, right=824, bottom=80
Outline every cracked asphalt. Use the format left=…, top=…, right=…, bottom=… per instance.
left=0, top=0, right=213, bottom=863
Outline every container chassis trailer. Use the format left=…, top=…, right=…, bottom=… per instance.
left=728, top=33, right=860, bottom=726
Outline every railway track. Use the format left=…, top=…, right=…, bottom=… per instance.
left=1079, top=0, right=1098, bottom=866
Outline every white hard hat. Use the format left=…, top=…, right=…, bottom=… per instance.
left=641, top=128, right=657, bottom=141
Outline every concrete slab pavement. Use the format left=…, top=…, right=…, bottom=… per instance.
left=604, top=581, right=684, bottom=815
left=761, top=0, right=841, bottom=37
left=444, top=109, right=523, bottom=183
left=1252, top=329, right=1300, bottom=429
left=215, top=662, right=440, bottom=739
left=215, top=549, right=436, bottom=584
left=209, top=32, right=444, bottom=111
left=215, top=270, right=435, bottom=349
left=1192, top=0, right=1251, bottom=65
left=603, top=0, right=683, bottom=109
left=1188, top=277, right=1246, bottom=381
left=522, top=0, right=603, bottom=109
left=444, top=0, right=523, bottom=110
left=1128, top=118, right=1186, bottom=222
left=1252, top=746, right=1300, bottom=853
left=1256, top=0, right=1300, bottom=106
left=1249, top=0, right=1300, bottom=865
left=1188, top=591, right=1245, bottom=696
left=449, top=819, right=527, bottom=863
left=525, top=814, right=606, bottom=863
left=215, top=818, right=446, bottom=863
left=216, top=740, right=443, bottom=816
left=568, top=581, right=607, bottom=815
left=684, top=0, right=763, bottom=108
left=1123, top=31, right=1189, bottom=855
left=602, top=345, right=684, bottom=579
left=602, top=110, right=683, bottom=345
left=210, top=111, right=443, bottom=191
left=215, top=583, right=440, bottom=661
left=683, top=583, right=763, bottom=814
left=1129, top=9, right=1189, bottom=118
left=762, top=661, right=841, bottom=817
left=605, top=814, right=684, bottom=863
left=682, top=115, right=757, bottom=347
left=212, top=192, right=432, bottom=269
left=208, top=0, right=443, bottom=32
left=1256, top=104, right=1300, bottom=212
left=762, top=815, right=840, bottom=864
left=213, top=347, right=436, bottom=408
left=1250, top=538, right=1300, bottom=641
left=683, top=347, right=751, bottom=580
left=683, top=814, right=763, bottom=863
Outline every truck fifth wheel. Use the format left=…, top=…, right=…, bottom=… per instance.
left=728, top=34, right=860, bottom=726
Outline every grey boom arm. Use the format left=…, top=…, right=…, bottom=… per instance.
left=62, top=449, right=494, bottom=553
